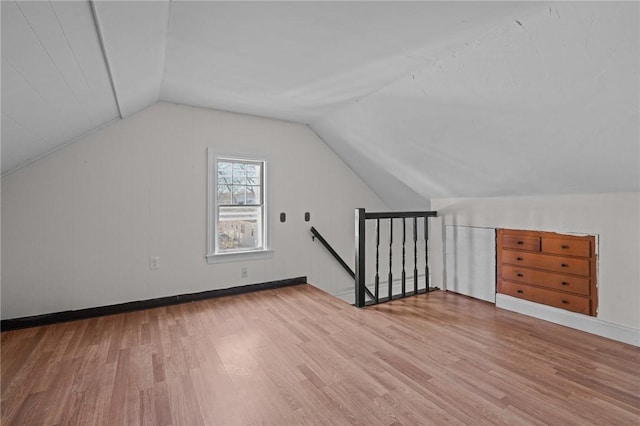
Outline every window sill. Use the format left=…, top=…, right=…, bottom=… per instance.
left=206, top=250, right=274, bottom=264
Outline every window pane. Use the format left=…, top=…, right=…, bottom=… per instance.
left=217, top=206, right=262, bottom=252
left=246, top=164, right=260, bottom=184
left=246, top=185, right=261, bottom=204
left=232, top=174, right=246, bottom=185
left=217, top=185, right=232, bottom=204
left=218, top=163, right=232, bottom=180
left=218, top=174, right=232, bottom=185
left=232, top=162, right=246, bottom=176
left=214, top=158, right=265, bottom=254
left=232, top=185, right=246, bottom=204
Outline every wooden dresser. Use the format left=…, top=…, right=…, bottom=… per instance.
left=496, top=229, right=597, bottom=316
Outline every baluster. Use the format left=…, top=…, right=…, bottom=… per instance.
left=424, top=216, right=430, bottom=292
left=413, top=217, right=418, bottom=295
left=388, top=218, right=393, bottom=301
left=375, top=218, right=380, bottom=303
left=402, top=218, right=406, bottom=297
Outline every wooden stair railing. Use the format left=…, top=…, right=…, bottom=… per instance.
left=355, top=209, right=438, bottom=307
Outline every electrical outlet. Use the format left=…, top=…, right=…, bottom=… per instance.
left=241, top=266, right=248, bottom=278
left=149, top=256, right=160, bottom=270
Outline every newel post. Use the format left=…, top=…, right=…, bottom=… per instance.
left=355, top=208, right=366, bottom=308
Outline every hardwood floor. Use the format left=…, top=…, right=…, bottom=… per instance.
left=2, top=284, right=638, bottom=425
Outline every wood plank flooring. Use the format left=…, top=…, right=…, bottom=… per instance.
left=2, top=284, right=639, bottom=425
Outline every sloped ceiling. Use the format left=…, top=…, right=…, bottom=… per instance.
left=2, top=1, right=638, bottom=206
left=1, top=1, right=120, bottom=172
left=313, top=2, right=640, bottom=199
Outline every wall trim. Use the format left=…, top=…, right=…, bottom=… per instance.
left=1, top=277, right=307, bottom=332
left=496, top=293, right=639, bottom=347
left=332, top=287, right=355, bottom=304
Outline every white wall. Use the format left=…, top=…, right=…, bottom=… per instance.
left=430, top=193, right=640, bottom=335
left=1, top=102, right=388, bottom=320
left=445, top=225, right=495, bottom=303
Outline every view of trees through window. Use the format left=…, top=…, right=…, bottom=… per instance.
left=216, top=160, right=264, bottom=252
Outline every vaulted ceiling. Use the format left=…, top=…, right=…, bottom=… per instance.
left=2, top=1, right=638, bottom=205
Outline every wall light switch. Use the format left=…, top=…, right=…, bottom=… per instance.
left=149, top=256, right=160, bottom=270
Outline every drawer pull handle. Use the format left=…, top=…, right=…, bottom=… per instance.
left=561, top=245, right=569, bottom=249
left=517, top=241, right=524, bottom=245
left=517, top=257, right=523, bottom=261
left=517, top=290, right=524, bottom=294
left=562, top=300, right=569, bottom=304
left=561, top=281, right=569, bottom=286
left=561, top=263, right=568, bottom=268
left=516, top=273, right=523, bottom=277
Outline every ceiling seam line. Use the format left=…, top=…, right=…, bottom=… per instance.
left=89, top=0, right=123, bottom=119
left=49, top=0, right=103, bottom=124
left=1, top=54, right=71, bottom=139
left=157, top=0, right=173, bottom=101
left=15, top=1, right=98, bottom=127
left=1, top=112, right=48, bottom=145
left=1, top=116, right=122, bottom=178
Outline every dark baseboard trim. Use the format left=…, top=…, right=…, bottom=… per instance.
left=1, top=276, right=307, bottom=332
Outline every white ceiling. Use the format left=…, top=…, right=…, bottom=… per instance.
left=2, top=1, right=638, bottom=205
left=161, top=1, right=530, bottom=123
left=1, top=0, right=119, bottom=172
left=314, top=2, right=640, bottom=199
left=92, top=0, right=170, bottom=117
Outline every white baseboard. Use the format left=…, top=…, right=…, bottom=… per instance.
left=496, top=294, right=640, bottom=347
left=331, top=275, right=430, bottom=305
left=332, top=285, right=639, bottom=347
left=332, top=287, right=355, bottom=304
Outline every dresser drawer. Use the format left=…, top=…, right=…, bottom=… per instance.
left=541, top=237, right=591, bottom=258
left=501, top=265, right=590, bottom=296
left=502, top=250, right=590, bottom=276
left=502, top=234, right=540, bottom=252
left=497, top=228, right=597, bottom=317
left=498, top=280, right=591, bottom=315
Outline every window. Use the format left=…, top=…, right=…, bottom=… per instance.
left=207, top=152, right=270, bottom=262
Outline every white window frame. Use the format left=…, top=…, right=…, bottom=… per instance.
left=206, top=149, right=272, bottom=264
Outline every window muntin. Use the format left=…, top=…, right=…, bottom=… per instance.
left=215, top=158, right=266, bottom=254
